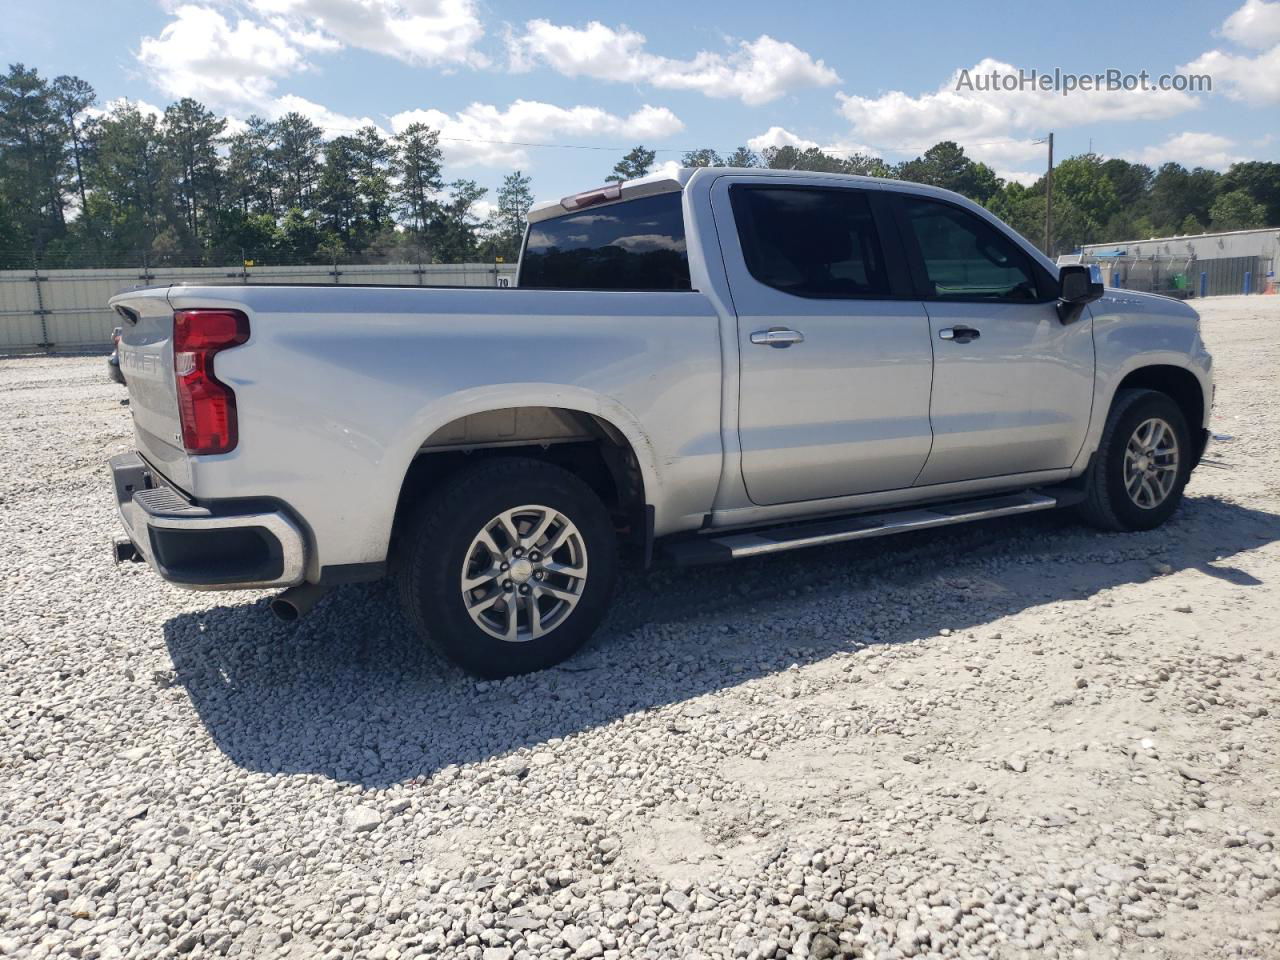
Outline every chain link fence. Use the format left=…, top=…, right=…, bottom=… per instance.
left=1079, top=253, right=1270, bottom=299
left=0, top=261, right=518, bottom=355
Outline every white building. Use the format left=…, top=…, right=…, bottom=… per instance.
left=1076, top=226, right=1279, bottom=297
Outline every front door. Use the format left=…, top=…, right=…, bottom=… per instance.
left=892, top=193, right=1095, bottom=486
left=713, top=178, right=935, bottom=506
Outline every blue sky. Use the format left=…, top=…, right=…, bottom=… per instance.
left=5, top=0, right=1278, bottom=211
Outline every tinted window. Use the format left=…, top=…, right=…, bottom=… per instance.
left=519, top=192, right=691, bottom=290
left=730, top=186, right=891, bottom=298
left=900, top=197, right=1040, bottom=301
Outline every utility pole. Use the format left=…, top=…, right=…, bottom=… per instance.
left=1044, top=132, right=1054, bottom=256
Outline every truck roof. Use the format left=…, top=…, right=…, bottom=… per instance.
left=527, top=166, right=919, bottom=224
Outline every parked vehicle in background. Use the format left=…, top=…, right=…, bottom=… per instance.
left=106, top=326, right=125, bottom=384
left=106, top=167, right=1214, bottom=677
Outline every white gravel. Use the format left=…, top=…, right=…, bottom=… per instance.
left=2, top=295, right=1279, bottom=960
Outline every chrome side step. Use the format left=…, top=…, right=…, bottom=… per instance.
left=666, top=490, right=1068, bottom=566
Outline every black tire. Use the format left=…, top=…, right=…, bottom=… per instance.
left=1077, top=388, right=1191, bottom=532
left=396, top=457, right=618, bottom=678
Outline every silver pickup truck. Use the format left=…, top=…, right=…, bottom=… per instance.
left=108, top=166, right=1213, bottom=676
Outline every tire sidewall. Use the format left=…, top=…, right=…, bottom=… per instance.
left=408, top=464, right=618, bottom=677
left=1100, top=393, right=1191, bottom=531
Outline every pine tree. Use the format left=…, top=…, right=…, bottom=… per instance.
left=394, top=123, right=444, bottom=236
left=484, top=170, right=533, bottom=260
left=606, top=145, right=655, bottom=183
left=274, top=112, right=323, bottom=213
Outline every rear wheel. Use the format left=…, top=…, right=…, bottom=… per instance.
left=1077, top=388, right=1191, bottom=532
left=396, top=458, right=618, bottom=678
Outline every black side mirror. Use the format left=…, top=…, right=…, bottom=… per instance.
left=1057, top=264, right=1103, bottom=323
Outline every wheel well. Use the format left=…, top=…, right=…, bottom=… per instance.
left=1116, top=365, right=1204, bottom=436
left=391, top=407, right=647, bottom=554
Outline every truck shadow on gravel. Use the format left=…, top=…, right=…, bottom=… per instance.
left=163, top=494, right=1280, bottom=787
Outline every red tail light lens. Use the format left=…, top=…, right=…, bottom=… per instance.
left=173, top=309, right=249, bottom=455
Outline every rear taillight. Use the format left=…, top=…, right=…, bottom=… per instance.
left=173, top=309, right=249, bottom=455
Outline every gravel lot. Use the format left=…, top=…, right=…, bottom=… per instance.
left=2, top=294, right=1279, bottom=960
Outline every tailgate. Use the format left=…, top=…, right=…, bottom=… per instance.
left=110, top=288, right=193, bottom=491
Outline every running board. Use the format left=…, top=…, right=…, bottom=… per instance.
left=666, top=490, right=1072, bottom=566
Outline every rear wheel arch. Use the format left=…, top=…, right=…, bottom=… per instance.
left=390, top=406, right=650, bottom=560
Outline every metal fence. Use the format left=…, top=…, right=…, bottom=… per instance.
left=0, top=261, right=519, bottom=355
left=1080, top=253, right=1275, bottom=300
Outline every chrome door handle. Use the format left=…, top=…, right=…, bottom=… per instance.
left=750, top=327, right=805, bottom=348
left=939, top=325, right=980, bottom=343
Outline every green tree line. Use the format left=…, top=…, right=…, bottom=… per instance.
left=0, top=64, right=533, bottom=268
left=616, top=141, right=1279, bottom=257
left=3, top=61, right=1278, bottom=269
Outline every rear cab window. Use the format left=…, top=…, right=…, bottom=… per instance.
left=729, top=186, right=892, bottom=298
left=518, top=192, right=692, bottom=291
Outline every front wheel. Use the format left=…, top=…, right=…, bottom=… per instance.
left=1077, top=388, right=1191, bottom=532
left=396, top=458, right=618, bottom=678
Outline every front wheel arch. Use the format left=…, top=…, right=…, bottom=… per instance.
left=1110, top=364, right=1208, bottom=465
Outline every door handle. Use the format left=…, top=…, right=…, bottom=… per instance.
left=938, top=325, right=981, bottom=343
left=750, top=327, right=805, bottom=348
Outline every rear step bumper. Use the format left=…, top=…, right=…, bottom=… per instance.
left=108, top=452, right=306, bottom=590
left=665, top=489, right=1080, bottom=566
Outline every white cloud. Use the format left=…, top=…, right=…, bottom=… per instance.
left=1220, top=0, right=1280, bottom=48
left=836, top=58, right=1199, bottom=152
left=1185, top=45, right=1280, bottom=102
left=645, top=159, right=684, bottom=181
left=994, top=169, right=1040, bottom=187
left=252, top=0, right=486, bottom=67
left=508, top=21, right=838, bottom=106
left=1181, top=1, right=1280, bottom=103
left=746, top=126, right=818, bottom=152
left=91, top=97, right=167, bottom=121
left=138, top=1, right=485, bottom=107
left=390, top=100, right=684, bottom=167
left=821, top=141, right=880, bottom=160
left=1131, top=131, right=1246, bottom=170
left=962, top=138, right=1046, bottom=168
left=138, top=5, right=304, bottom=105
left=609, top=234, right=686, bottom=253
left=268, top=94, right=385, bottom=138
left=746, top=125, right=1043, bottom=184
left=1184, top=43, right=1280, bottom=104
left=744, top=127, right=883, bottom=165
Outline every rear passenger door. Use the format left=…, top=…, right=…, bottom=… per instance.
left=713, top=177, right=935, bottom=506
left=891, top=192, right=1094, bottom=486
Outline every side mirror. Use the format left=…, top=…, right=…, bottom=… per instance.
left=1057, top=264, right=1103, bottom=323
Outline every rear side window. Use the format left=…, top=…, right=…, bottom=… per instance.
left=900, top=197, right=1041, bottom=301
left=730, top=186, right=891, bottom=298
left=519, top=192, right=691, bottom=290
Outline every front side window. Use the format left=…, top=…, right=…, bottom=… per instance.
left=900, top=196, right=1041, bottom=301
left=518, top=192, right=691, bottom=290
left=730, top=186, right=891, bottom=298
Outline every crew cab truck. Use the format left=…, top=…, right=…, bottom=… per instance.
left=108, top=167, right=1213, bottom=677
